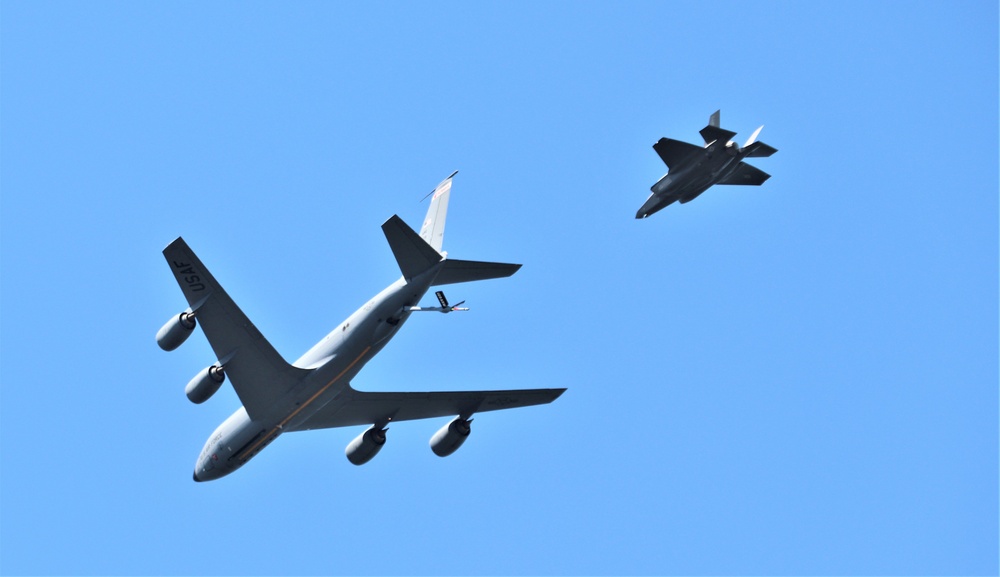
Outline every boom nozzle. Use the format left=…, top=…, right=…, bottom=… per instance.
left=405, top=290, right=469, bottom=313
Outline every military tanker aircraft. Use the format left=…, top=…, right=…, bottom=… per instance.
left=157, top=172, right=565, bottom=481
left=637, top=110, right=777, bottom=219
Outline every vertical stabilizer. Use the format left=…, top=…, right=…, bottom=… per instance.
left=387, top=171, right=520, bottom=286
left=700, top=110, right=734, bottom=145
left=743, top=125, right=763, bottom=148
left=419, top=171, right=457, bottom=253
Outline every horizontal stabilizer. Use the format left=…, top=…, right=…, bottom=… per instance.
left=431, top=258, right=521, bottom=286
left=699, top=125, right=737, bottom=145
left=382, top=215, right=443, bottom=281
left=653, top=138, right=702, bottom=169
left=717, top=162, right=771, bottom=186
left=743, top=141, right=778, bottom=158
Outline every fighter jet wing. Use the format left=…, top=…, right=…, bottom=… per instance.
left=162, top=237, right=311, bottom=420
left=287, top=384, right=566, bottom=430
left=653, top=138, right=702, bottom=169
left=717, top=162, right=771, bottom=186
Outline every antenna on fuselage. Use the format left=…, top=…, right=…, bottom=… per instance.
left=419, top=170, right=459, bottom=203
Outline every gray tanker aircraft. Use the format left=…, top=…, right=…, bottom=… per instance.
left=637, top=110, right=777, bottom=219
left=157, top=172, right=565, bottom=481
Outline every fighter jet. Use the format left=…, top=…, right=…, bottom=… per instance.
left=156, top=172, right=565, bottom=481
left=636, top=110, right=777, bottom=219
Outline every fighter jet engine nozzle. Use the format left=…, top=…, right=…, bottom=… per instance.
left=725, top=141, right=741, bottom=156
left=185, top=365, right=225, bottom=404
left=429, top=417, right=472, bottom=457
left=346, top=426, right=387, bottom=465
left=156, top=312, right=196, bottom=351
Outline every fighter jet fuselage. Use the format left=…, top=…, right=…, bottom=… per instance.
left=651, top=142, right=744, bottom=202
left=637, top=110, right=777, bottom=219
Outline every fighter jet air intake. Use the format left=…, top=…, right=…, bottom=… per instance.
left=157, top=172, right=565, bottom=481
left=637, top=110, right=777, bottom=219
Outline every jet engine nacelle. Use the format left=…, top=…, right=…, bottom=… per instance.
left=725, top=141, right=741, bottom=156
left=185, top=365, right=225, bottom=404
left=345, top=426, right=387, bottom=466
left=157, top=312, right=196, bottom=351
left=429, top=417, right=471, bottom=457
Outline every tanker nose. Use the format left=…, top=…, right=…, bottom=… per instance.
left=193, top=470, right=202, bottom=483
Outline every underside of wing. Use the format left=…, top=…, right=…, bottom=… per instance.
left=162, top=237, right=311, bottom=420
left=717, top=162, right=771, bottom=186
left=287, top=384, right=566, bottom=431
left=652, top=138, right=701, bottom=170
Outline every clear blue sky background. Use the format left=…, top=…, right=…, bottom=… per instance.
left=2, top=2, right=997, bottom=575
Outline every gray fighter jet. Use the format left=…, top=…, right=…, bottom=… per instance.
left=636, top=110, right=777, bottom=219
left=157, top=172, right=565, bottom=481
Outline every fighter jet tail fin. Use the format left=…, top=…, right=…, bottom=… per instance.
left=740, top=125, right=777, bottom=157
left=699, top=109, right=735, bottom=144
left=743, top=125, right=764, bottom=148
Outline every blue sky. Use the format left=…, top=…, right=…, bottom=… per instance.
left=1, top=2, right=996, bottom=575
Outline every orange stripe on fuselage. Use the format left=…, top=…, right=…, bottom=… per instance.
left=237, top=346, right=372, bottom=463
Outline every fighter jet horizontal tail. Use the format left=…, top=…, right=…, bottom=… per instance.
left=743, top=141, right=778, bottom=158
